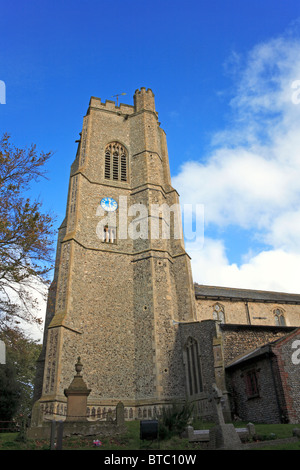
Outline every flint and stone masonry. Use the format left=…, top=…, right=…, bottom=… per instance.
left=31, top=88, right=300, bottom=429
left=32, top=88, right=196, bottom=422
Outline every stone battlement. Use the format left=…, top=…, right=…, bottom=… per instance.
left=88, top=87, right=157, bottom=115
left=88, top=96, right=135, bottom=115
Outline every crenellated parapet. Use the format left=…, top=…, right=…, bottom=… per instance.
left=88, top=96, right=135, bottom=115
left=87, top=87, right=157, bottom=117
left=133, top=87, right=157, bottom=114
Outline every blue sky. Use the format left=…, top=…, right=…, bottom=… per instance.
left=2, top=0, right=300, bottom=299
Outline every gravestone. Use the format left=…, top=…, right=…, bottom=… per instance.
left=211, top=383, right=225, bottom=425
left=209, top=383, right=242, bottom=450
left=116, top=401, right=125, bottom=426
left=64, top=357, right=91, bottom=421
left=28, top=357, right=126, bottom=439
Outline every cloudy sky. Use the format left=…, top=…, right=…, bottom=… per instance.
left=175, top=29, right=300, bottom=293
left=1, top=1, right=300, bottom=338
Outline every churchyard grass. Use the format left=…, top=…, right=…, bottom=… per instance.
left=0, top=421, right=299, bottom=450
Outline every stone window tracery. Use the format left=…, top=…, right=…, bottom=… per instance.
left=274, top=308, right=286, bottom=326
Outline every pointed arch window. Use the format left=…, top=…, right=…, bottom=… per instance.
left=104, top=142, right=128, bottom=182
left=213, top=303, right=225, bottom=323
left=274, top=308, right=286, bottom=326
left=185, top=337, right=203, bottom=397
left=245, top=369, right=259, bottom=398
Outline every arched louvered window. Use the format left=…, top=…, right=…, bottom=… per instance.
left=104, top=142, right=128, bottom=182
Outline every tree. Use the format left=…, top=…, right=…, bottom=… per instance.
left=0, top=133, right=55, bottom=331
left=0, top=360, right=21, bottom=426
left=0, top=327, right=41, bottom=422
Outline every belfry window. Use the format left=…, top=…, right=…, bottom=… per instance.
left=274, top=308, right=286, bottom=326
left=104, top=142, right=128, bottom=182
left=213, top=303, right=225, bottom=323
left=185, top=337, right=203, bottom=397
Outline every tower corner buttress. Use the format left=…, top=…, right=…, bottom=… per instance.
left=133, top=87, right=157, bottom=114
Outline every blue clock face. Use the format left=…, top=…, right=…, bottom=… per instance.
left=100, top=197, right=118, bottom=212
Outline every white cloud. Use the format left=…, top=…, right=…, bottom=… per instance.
left=175, top=149, right=293, bottom=229
left=174, top=29, right=300, bottom=293
left=2, top=279, right=47, bottom=343
left=188, top=238, right=300, bottom=294
left=266, top=210, right=300, bottom=253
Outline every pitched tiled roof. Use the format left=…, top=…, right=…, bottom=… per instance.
left=225, top=344, right=271, bottom=369
left=194, top=284, right=300, bottom=304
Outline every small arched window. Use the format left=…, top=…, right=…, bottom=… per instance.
left=274, top=308, right=286, bottom=326
left=213, top=303, right=225, bottom=323
left=103, top=225, right=116, bottom=244
left=104, top=142, right=128, bottom=182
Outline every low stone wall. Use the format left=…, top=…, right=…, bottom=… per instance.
left=27, top=399, right=126, bottom=440
left=27, top=420, right=126, bottom=440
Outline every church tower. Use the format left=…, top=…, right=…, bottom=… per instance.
left=33, top=88, right=196, bottom=420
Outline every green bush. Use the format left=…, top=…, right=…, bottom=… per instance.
left=158, top=402, right=194, bottom=440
